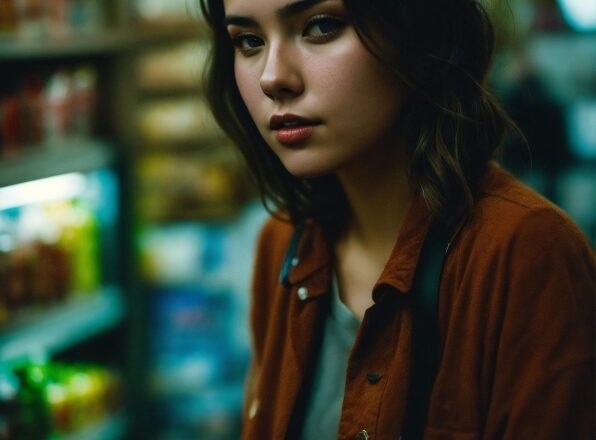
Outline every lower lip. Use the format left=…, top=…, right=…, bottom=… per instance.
left=275, top=125, right=316, bottom=145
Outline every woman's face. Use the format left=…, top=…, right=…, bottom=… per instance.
left=224, top=0, right=402, bottom=178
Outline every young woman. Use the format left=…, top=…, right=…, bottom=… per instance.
left=199, top=0, right=595, bottom=438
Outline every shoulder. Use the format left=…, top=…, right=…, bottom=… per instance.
left=255, top=215, right=295, bottom=265
left=461, top=163, right=593, bottom=261
left=443, top=165, right=594, bottom=368
left=251, top=215, right=295, bottom=292
left=446, top=165, right=594, bottom=343
left=448, top=163, right=594, bottom=317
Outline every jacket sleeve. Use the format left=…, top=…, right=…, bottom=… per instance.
left=484, top=207, right=595, bottom=440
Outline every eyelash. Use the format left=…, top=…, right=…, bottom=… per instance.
left=304, top=15, right=346, bottom=42
left=231, top=34, right=264, bottom=54
left=230, top=15, right=347, bottom=56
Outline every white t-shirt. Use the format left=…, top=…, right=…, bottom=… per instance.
left=299, top=276, right=361, bottom=439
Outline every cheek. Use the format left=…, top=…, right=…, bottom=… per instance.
left=314, top=47, right=402, bottom=135
left=313, top=39, right=400, bottom=110
left=234, top=63, right=262, bottom=117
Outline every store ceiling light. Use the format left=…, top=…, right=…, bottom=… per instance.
left=0, top=173, right=87, bottom=211
left=558, top=0, right=596, bottom=31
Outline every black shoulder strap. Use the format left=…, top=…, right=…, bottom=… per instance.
left=278, top=224, right=305, bottom=287
left=401, top=219, right=453, bottom=440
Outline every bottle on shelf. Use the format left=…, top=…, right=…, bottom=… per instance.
left=0, top=65, right=98, bottom=156
left=2, top=361, right=124, bottom=439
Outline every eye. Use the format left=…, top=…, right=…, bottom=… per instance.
left=231, top=34, right=264, bottom=54
left=303, top=15, right=346, bottom=41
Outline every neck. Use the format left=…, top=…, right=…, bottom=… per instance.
left=336, top=142, right=413, bottom=255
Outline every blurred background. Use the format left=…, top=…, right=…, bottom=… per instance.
left=0, top=0, right=593, bottom=439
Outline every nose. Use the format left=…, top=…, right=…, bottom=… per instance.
left=260, top=42, right=304, bottom=101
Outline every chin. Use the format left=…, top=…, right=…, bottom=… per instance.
left=284, top=165, right=330, bottom=179
left=280, top=155, right=339, bottom=179
left=271, top=147, right=333, bottom=179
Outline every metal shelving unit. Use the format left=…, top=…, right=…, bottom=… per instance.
left=0, top=31, right=132, bottom=59
left=0, top=25, right=204, bottom=60
left=0, top=286, right=125, bottom=368
left=0, top=6, right=137, bottom=436
left=0, top=139, right=115, bottom=187
left=0, top=7, right=212, bottom=437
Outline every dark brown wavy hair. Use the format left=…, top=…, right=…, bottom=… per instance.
left=199, top=0, right=512, bottom=229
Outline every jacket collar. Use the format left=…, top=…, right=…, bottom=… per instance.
left=285, top=195, right=433, bottom=300
left=374, top=196, right=433, bottom=296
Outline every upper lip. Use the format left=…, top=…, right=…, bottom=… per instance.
left=269, top=113, right=321, bottom=130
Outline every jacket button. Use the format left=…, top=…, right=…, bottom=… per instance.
left=248, top=398, right=259, bottom=419
left=297, top=286, right=309, bottom=300
left=355, top=429, right=369, bottom=440
left=291, top=257, right=300, bottom=267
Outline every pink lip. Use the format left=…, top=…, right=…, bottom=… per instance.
left=275, top=125, right=316, bottom=144
left=269, top=113, right=321, bottom=145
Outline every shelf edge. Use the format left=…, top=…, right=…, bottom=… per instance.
left=0, top=286, right=126, bottom=367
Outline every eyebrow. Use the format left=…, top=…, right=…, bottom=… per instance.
left=224, top=0, right=330, bottom=27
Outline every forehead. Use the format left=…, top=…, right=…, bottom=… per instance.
left=223, top=0, right=339, bottom=17
left=224, top=0, right=286, bottom=13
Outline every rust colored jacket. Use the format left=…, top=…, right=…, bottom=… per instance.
left=242, top=165, right=595, bottom=440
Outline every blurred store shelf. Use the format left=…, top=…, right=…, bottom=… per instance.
left=0, top=31, right=132, bottom=59
left=0, top=25, right=205, bottom=60
left=59, top=412, right=127, bottom=440
left=0, top=286, right=125, bottom=367
left=0, top=139, right=115, bottom=187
